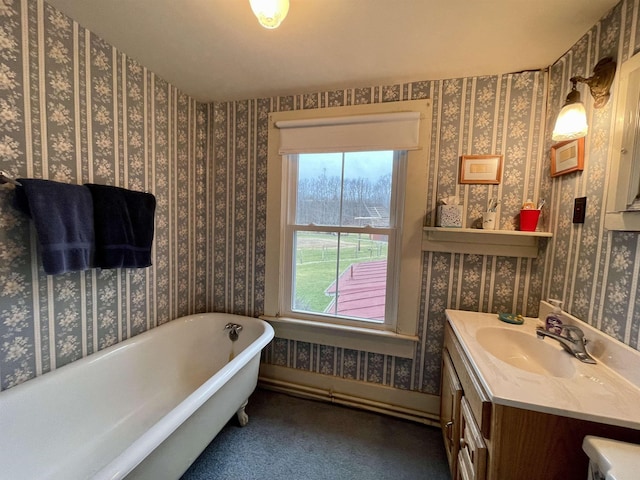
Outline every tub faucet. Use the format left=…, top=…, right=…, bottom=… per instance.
left=536, top=324, right=597, bottom=364
left=224, top=323, right=243, bottom=341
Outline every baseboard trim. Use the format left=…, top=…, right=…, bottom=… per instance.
left=258, top=364, right=441, bottom=427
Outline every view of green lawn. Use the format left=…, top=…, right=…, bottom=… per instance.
left=292, top=233, right=388, bottom=313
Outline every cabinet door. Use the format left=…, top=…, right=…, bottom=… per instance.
left=441, top=349, right=463, bottom=477
left=457, top=455, right=473, bottom=480
left=459, top=396, right=487, bottom=480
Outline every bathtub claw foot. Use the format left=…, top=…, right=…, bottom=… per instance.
left=236, top=400, right=249, bottom=427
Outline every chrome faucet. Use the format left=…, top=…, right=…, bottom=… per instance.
left=536, top=324, right=596, bottom=364
left=224, top=323, right=243, bottom=341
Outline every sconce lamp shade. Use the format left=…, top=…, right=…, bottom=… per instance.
left=551, top=58, right=616, bottom=142
left=249, top=0, right=290, bottom=29
left=552, top=85, right=588, bottom=141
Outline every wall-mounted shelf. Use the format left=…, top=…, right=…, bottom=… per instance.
left=422, top=227, right=552, bottom=258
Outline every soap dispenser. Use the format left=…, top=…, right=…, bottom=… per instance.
left=546, top=299, right=564, bottom=334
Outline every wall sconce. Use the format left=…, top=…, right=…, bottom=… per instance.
left=249, top=0, right=290, bottom=29
left=552, top=57, right=617, bottom=141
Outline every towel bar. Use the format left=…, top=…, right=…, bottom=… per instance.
left=0, top=170, right=21, bottom=186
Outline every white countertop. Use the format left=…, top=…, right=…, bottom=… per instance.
left=583, top=436, right=640, bottom=480
left=445, top=308, right=640, bottom=430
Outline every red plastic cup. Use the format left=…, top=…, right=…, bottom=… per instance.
left=520, top=209, right=541, bottom=231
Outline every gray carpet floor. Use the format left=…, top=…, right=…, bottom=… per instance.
left=181, top=388, right=451, bottom=480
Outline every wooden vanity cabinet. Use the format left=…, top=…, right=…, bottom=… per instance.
left=441, top=323, right=640, bottom=480
left=442, top=324, right=489, bottom=480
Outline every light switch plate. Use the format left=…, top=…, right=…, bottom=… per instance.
left=573, top=197, right=587, bottom=224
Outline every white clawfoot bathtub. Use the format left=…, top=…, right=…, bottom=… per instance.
left=0, top=313, right=274, bottom=480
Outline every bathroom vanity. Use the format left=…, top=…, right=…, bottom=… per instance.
left=440, top=307, right=640, bottom=480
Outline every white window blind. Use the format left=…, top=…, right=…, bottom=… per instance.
left=275, top=111, right=421, bottom=154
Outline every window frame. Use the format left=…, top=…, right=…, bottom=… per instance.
left=263, top=100, right=432, bottom=358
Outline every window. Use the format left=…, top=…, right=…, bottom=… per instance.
left=285, top=150, right=403, bottom=326
left=264, top=100, right=431, bottom=357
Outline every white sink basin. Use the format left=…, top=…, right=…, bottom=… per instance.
left=475, top=327, right=576, bottom=378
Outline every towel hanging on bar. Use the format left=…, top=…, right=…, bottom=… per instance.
left=14, top=179, right=94, bottom=275
left=85, top=183, right=156, bottom=269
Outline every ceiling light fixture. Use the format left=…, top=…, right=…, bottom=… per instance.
left=249, top=0, right=289, bottom=29
left=552, top=57, right=616, bottom=141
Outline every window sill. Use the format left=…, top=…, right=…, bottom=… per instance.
left=260, top=315, right=418, bottom=359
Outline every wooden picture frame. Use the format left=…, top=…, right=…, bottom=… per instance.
left=459, top=155, right=503, bottom=184
left=551, top=138, right=585, bottom=177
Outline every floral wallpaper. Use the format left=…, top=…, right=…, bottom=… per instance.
left=2, top=0, right=638, bottom=404
left=0, top=0, right=208, bottom=391
left=544, top=0, right=640, bottom=351
left=213, top=74, right=548, bottom=394
left=215, top=1, right=640, bottom=394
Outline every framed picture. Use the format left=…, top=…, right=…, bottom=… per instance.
left=551, top=138, right=585, bottom=177
left=459, top=155, right=503, bottom=184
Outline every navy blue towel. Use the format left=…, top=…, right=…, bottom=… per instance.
left=14, top=179, right=94, bottom=275
left=85, top=184, right=156, bottom=269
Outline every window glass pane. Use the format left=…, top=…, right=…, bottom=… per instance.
left=295, top=151, right=394, bottom=227
left=292, top=230, right=388, bottom=322
left=343, top=151, right=393, bottom=227
left=295, top=153, right=342, bottom=225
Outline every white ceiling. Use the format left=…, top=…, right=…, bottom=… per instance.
left=46, top=0, right=620, bottom=102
